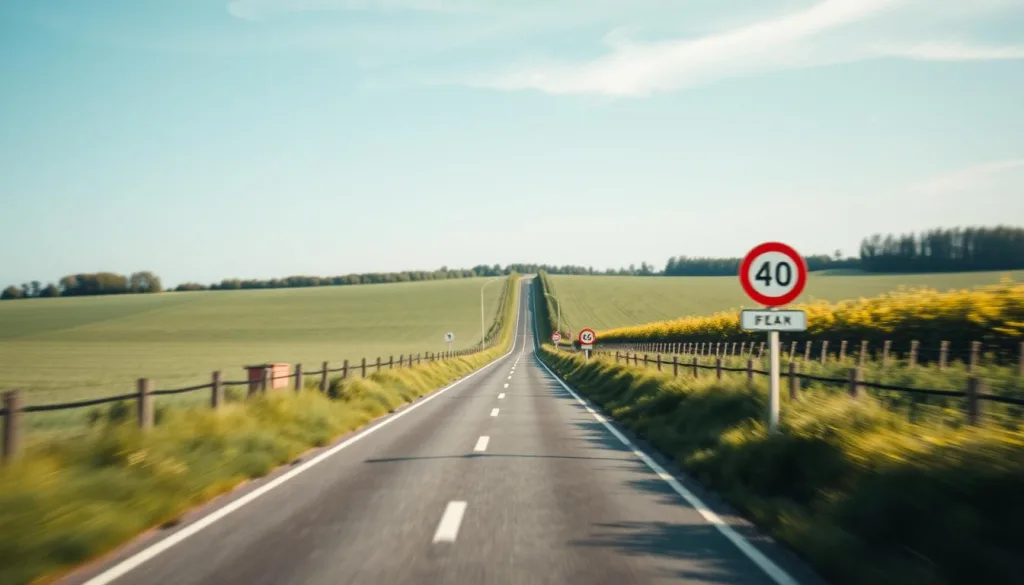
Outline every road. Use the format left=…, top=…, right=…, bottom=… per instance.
left=62, top=278, right=827, bottom=585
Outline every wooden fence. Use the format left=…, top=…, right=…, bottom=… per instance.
left=581, top=345, right=1024, bottom=427
left=1, top=348, right=479, bottom=464
left=595, top=338, right=1024, bottom=375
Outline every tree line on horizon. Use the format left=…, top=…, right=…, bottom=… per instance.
left=1, top=272, right=162, bottom=301
left=3, top=226, right=1021, bottom=301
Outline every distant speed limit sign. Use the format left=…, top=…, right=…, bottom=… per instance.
left=739, top=242, right=807, bottom=307
left=578, top=328, right=596, bottom=347
left=552, top=332, right=562, bottom=343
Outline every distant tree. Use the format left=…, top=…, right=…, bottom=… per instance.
left=30, top=281, right=41, bottom=297
left=129, top=271, right=162, bottom=293
left=39, top=283, right=60, bottom=298
left=859, top=225, right=1024, bottom=273
left=1, top=286, right=23, bottom=300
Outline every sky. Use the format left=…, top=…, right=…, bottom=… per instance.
left=1, top=0, right=1023, bottom=287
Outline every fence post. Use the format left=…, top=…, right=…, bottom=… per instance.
left=418, top=353, right=422, bottom=364
left=966, top=376, right=982, bottom=426
left=643, top=354, right=649, bottom=368
left=839, top=340, right=847, bottom=362
left=847, top=367, right=862, bottom=398
left=3, top=390, right=22, bottom=463
left=399, top=355, right=404, bottom=368
left=343, top=359, right=350, bottom=379
left=820, top=340, right=829, bottom=364
left=389, top=355, right=394, bottom=370
left=211, top=371, right=223, bottom=408
left=656, top=354, right=662, bottom=372
left=361, top=358, right=367, bottom=377
left=376, top=356, right=381, bottom=373
left=758, top=342, right=765, bottom=359
left=804, top=341, right=812, bottom=362
left=859, top=340, right=868, bottom=367
left=137, top=378, right=153, bottom=429
left=739, top=342, right=746, bottom=356
left=746, top=359, right=754, bottom=383
left=909, top=340, right=919, bottom=367
left=789, top=362, right=800, bottom=400
left=633, top=353, right=639, bottom=366
left=715, top=357, right=722, bottom=380
left=615, top=351, right=620, bottom=363
left=938, top=341, right=949, bottom=370
left=294, top=364, right=303, bottom=393
left=969, top=341, right=980, bottom=373
left=789, top=341, right=797, bottom=360
left=692, top=356, right=699, bottom=377
left=882, top=340, right=892, bottom=367
left=673, top=355, right=679, bottom=377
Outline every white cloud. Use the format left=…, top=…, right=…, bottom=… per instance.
left=465, top=0, right=905, bottom=97
left=873, top=41, right=1024, bottom=60
left=911, top=159, right=1024, bottom=195
left=456, top=0, right=1024, bottom=97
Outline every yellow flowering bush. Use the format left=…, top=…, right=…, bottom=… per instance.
left=599, top=280, right=1024, bottom=357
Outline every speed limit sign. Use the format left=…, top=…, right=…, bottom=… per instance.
left=739, top=242, right=807, bottom=307
left=552, top=332, right=562, bottom=343
left=739, top=241, right=808, bottom=438
left=578, top=328, right=596, bottom=349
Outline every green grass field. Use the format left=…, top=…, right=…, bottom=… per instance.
left=547, top=270, right=1024, bottom=332
left=0, top=278, right=506, bottom=424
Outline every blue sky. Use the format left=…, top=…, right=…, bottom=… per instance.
left=1, top=0, right=1023, bottom=287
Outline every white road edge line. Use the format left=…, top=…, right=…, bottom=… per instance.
left=474, top=436, right=490, bottom=452
left=528, top=287, right=799, bottom=585
left=490, top=408, right=499, bottom=417
left=503, top=383, right=509, bottom=388
left=82, top=281, right=527, bottom=585
left=534, top=357, right=801, bottom=585
left=498, top=393, right=505, bottom=399
left=432, top=501, right=468, bottom=543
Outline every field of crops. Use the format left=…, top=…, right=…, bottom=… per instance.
left=546, top=270, right=1024, bottom=333
left=0, top=277, right=507, bottom=421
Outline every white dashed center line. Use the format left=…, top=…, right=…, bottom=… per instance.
left=490, top=408, right=499, bottom=417
left=498, top=393, right=505, bottom=399
left=503, top=383, right=509, bottom=388
left=474, top=436, right=489, bottom=452
left=433, top=501, right=467, bottom=543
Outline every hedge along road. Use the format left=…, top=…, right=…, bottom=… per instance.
left=57, top=278, right=828, bottom=585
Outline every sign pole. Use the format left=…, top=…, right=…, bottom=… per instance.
left=768, top=327, right=780, bottom=434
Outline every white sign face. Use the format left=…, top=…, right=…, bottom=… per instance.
left=746, top=252, right=799, bottom=299
left=445, top=332, right=455, bottom=343
left=580, top=344, right=593, bottom=350
left=740, top=310, right=808, bottom=332
left=579, top=330, right=595, bottom=345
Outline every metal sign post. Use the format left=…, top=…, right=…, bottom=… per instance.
left=444, top=332, right=455, bottom=357
left=738, top=243, right=809, bottom=434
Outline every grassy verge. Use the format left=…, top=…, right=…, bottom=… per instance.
left=0, top=277, right=520, bottom=585
left=538, top=345, right=1024, bottom=585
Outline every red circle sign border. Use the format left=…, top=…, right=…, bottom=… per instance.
left=552, top=333, right=561, bottom=341
left=739, top=242, right=807, bottom=307
left=578, top=328, right=596, bottom=343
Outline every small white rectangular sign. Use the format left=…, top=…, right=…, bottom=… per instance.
left=740, top=309, right=808, bottom=332
left=580, top=344, right=593, bottom=350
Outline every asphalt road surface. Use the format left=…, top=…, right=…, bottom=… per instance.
left=61, top=278, right=828, bottom=585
